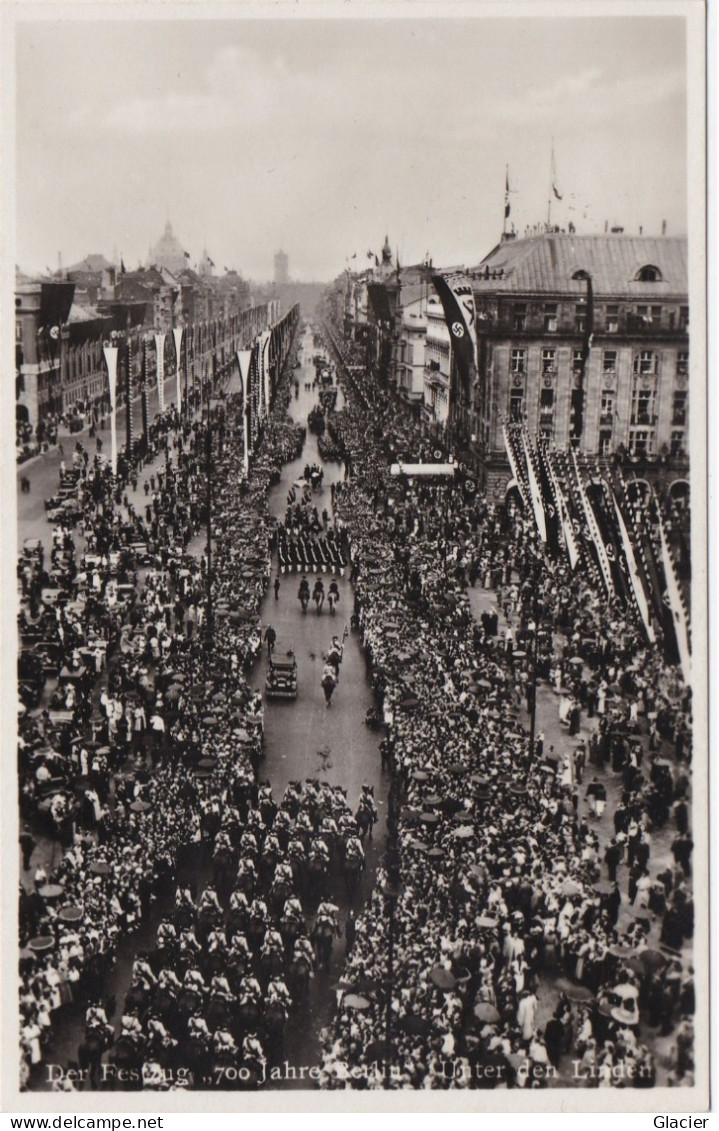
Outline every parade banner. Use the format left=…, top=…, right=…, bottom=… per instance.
left=521, top=430, right=547, bottom=543
left=571, top=450, right=614, bottom=596
left=237, top=349, right=252, bottom=477
left=259, top=330, right=272, bottom=418
left=173, top=327, right=184, bottom=413
left=658, top=507, right=692, bottom=684
left=430, top=273, right=477, bottom=388
left=502, top=425, right=529, bottom=508
left=612, top=491, right=656, bottom=642
left=154, top=333, right=166, bottom=413
left=102, top=344, right=119, bottom=477
left=545, top=453, right=580, bottom=569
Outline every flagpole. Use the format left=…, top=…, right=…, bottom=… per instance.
left=503, top=165, right=508, bottom=237
left=547, top=144, right=553, bottom=229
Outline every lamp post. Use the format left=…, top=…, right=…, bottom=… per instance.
left=381, top=869, right=402, bottom=1090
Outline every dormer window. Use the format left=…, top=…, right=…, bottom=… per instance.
left=635, top=265, right=663, bottom=282
left=572, top=269, right=590, bottom=281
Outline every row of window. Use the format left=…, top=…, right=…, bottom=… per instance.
left=509, top=347, right=688, bottom=377
left=508, top=303, right=689, bottom=334
left=508, top=386, right=687, bottom=428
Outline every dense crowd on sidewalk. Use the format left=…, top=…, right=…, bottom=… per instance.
left=316, top=330, right=695, bottom=1090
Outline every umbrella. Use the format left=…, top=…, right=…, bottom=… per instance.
left=38, top=884, right=64, bottom=900
left=638, top=949, right=668, bottom=973
left=419, top=812, right=439, bottom=825
left=475, top=915, right=498, bottom=929
left=593, top=879, right=614, bottom=894
left=422, top=794, right=443, bottom=806
left=58, top=905, right=83, bottom=923
left=453, top=826, right=475, bottom=839
left=608, top=944, right=634, bottom=959
left=430, top=966, right=456, bottom=990
left=88, top=861, right=111, bottom=876
left=202, top=716, right=218, bottom=726
left=198, top=757, right=217, bottom=770
left=447, top=763, right=469, bottom=775
left=129, top=799, right=151, bottom=813
left=365, top=1040, right=392, bottom=1060
left=343, top=994, right=370, bottom=1010
left=565, top=985, right=595, bottom=1002
left=509, top=784, right=528, bottom=796
left=400, top=807, right=422, bottom=821
left=476, top=679, right=492, bottom=689
left=400, top=696, right=420, bottom=709
left=569, top=656, right=584, bottom=666
left=28, top=936, right=55, bottom=952
left=473, top=1002, right=500, bottom=1022
left=411, top=771, right=430, bottom=782
left=512, top=649, right=527, bottom=659
left=424, top=847, right=444, bottom=859
left=405, top=838, right=427, bottom=852
left=562, top=880, right=583, bottom=897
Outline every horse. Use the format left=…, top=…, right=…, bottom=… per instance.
left=343, top=852, right=364, bottom=898
left=235, top=997, right=261, bottom=1038
left=112, top=1035, right=145, bottom=1089
left=262, top=1000, right=287, bottom=1063
left=288, top=952, right=313, bottom=1000
left=124, top=978, right=152, bottom=1017
left=77, top=1028, right=110, bottom=1089
left=259, top=946, right=285, bottom=985
left=306, top=852, right=328, bottom=908
left=269, top=877, right=293, bottom=919
left=212, top=845, right=237, bottom=902
left=311, top=918, right=336, bottom=973
left=355, top=799, right=377, bottom=841
left=205, top=992, right=234, bottom=1034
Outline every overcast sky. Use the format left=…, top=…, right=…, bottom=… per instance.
left=14, top=11, right=688, bottom=282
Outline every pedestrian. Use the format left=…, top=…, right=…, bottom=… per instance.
left=264, top=625, right=277, bottom=656
left=19, top=827, right=36, bottom=871
left=273, top=577, right=281, bottom=600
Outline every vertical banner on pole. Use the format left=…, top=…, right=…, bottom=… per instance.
left=237, top=350, right=252, bottom=478
left=154, top=333, right=166, bottom=413
left=173, top=327, right=184, bottom=413
left=125, top=339, right=133, bottom=456
left=103, top=345, right=119, bottom=477
left=141, top=338, right=149, bottom=454
left=260, top=330, right=271, bottom=418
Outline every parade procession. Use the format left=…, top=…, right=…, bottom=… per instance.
left=8, top=8, right=706, bottom=1113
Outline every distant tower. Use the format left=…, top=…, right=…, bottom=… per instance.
left=274, top=250, right=289, bottom=286
left=381, top=235, right=392, bottom=266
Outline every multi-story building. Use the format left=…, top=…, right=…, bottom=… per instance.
left=422, top=294, right=451, bottom=429
left=465, top=231, right=689, bottom=498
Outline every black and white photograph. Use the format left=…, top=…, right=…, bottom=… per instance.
left=2, top=0, right=711, bottom=1115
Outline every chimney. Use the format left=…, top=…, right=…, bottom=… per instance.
left=662, top=219, right=667, bottom=236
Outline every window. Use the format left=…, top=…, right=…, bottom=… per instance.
left=539, top=423, right=554, bottom=442
left=677, top=351, right=689, bottom=377
left=605, top=305, right=619, bottom=332
left=629, top=428, right=653, bottom=456
left=16, top=320, right=22, bottom=342
left=635, top=265, right=662, bottom=282
left=539, top=387, right=555, bottom=416
left=636, top=304, right=662, bottom=325
left=575, top=304, right=587, bottom=333
left=513, top=304, right=527, bottom=332
left=603, top=350, right=617, bottom=375
left=542, top=348, right=556, bottom=374
left=544, top=304, right=558, bottom=332
left=631, top=387, right=656, bottom=425
left=509, top=389, right=524, bottom=422
left=600, top=390, right=615, bottom=423
left=407, top=344, right=414, bottom=365
left=672, top=390, right=687, bottom=426
left=510, top=348, right=526, bottom=374
left=599, top=429, right=613, bottom=456
left=633, top=350, right=657, bottom=376
left=572, top=349, right=584, bottom=373
left=679, top=306, right=689, bottom=331
left=670, top=431, right=685, bottom=457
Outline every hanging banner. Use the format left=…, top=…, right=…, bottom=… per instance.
left=521, top=431, right=547, bottom=543
left=173, top=327, right=184, bottom=413
left=545, top=453, right=580, bottom=569
left=658, top=508, right=691, bottom=684
left=237, top=350, right=252, bottom=477
left=612, top=491, right=655, bottom=642
left=571, top=450, right=614, bottom=597
left=258, top=330, right=271, bottom=418
left=103, top=345, right=119, bottom=477
left=502, top=426, right=529, bottom=509
left=154, top=333, right=166, bottom=413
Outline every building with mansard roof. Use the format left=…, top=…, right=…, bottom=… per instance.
left=457, top=231, right=689, bottom=501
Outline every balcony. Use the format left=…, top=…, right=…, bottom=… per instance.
left=630, top=412, right=657, bottom=426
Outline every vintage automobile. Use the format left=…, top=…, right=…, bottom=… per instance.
left=265, top=642, right=298, bottom=700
